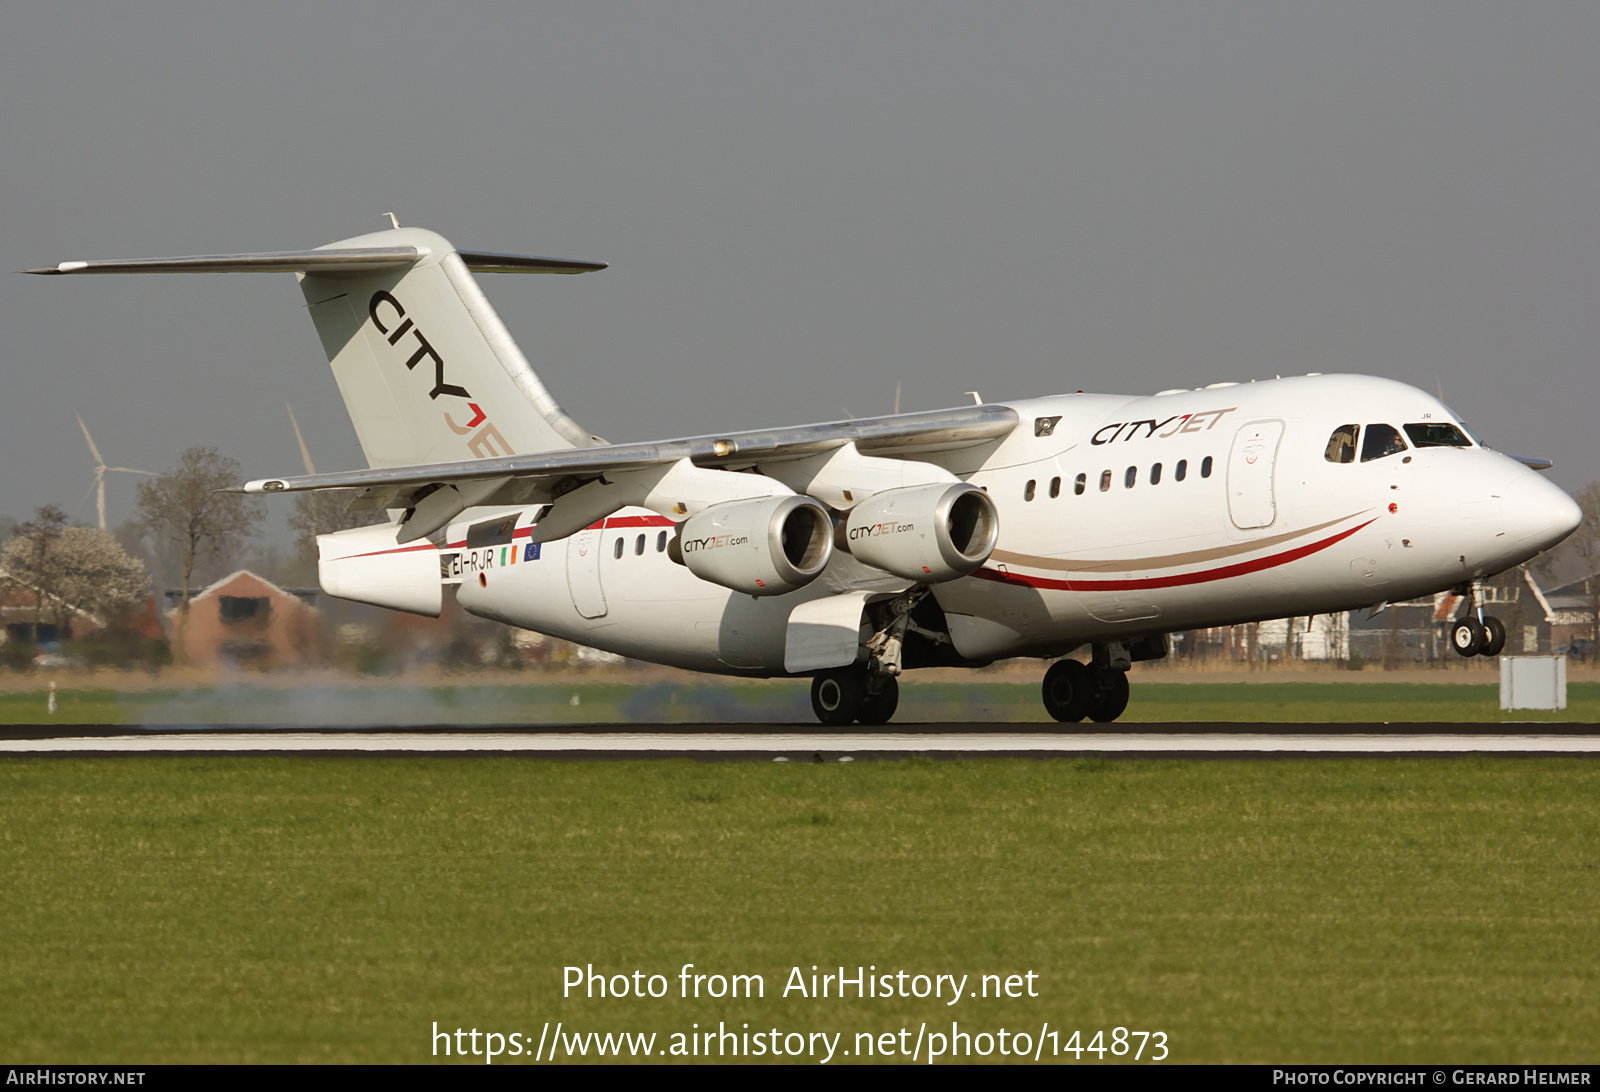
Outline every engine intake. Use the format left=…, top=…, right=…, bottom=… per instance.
left=843, top=482, right=998, bottom=582
left=676, top=494, right=833, bottom=596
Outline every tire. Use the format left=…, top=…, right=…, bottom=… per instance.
left=811, top=667, right=867, bottom=726
left=1480, top=615, right=1506, bottom=658
left=1042, top=659, right=1093, bottom=723
left=1086, top=670, right=1131, bottom=723
left=857, top=676, right=900, bottom=726
left=1451, top=619, right=1485, bottom=657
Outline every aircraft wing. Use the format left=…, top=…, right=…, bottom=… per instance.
left=240, top=400, right=1011, bottom=496
left=241, top=404, right=1018, bottom=511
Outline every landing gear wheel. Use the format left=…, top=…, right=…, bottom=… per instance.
left=1451, top=619, right=1486, bottom=657
left=811, top=667, right=867, bottom=726
left=1086, top=671, right=1131, bottom=724
left=1042, top=659, right=1093, bottom=723
left=1480, top=615, right=1506, bottom=658
left=857, top=677, right=900, bottom=726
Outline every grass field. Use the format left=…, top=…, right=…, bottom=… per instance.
left=4, top=679, right=1600, bottom=725
left=2, top=756, right=1597, bottom=1064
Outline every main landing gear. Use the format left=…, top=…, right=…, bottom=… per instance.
left=810, top=666, right=898, bottom=726
left=1042, top=636, right=1166, bottom=724
left=809, top=588, right=943, bottom=726
left=1450, top=581, right=1507, bottom=659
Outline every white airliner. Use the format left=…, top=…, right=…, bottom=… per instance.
left=29, top=226, right=1584, bottom=724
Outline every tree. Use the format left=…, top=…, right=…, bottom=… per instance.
left=1533, top=480, right=1600, bottom=651
left=136, top=447, right=264, bottom=613
left=1563, top=482, right=1600, bottom=649
left=2, top=505, right=68, bottom=633
left=288, top=489, right=371, bottom=567
left=1, top=509, right=149, bottom=639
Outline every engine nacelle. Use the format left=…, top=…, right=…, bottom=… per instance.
left=676, top=495, right=833, bottom=596
left=843, top=482, right=999, bottom=582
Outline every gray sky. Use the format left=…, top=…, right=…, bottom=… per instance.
left=3, top=2, right=1597, bottom=537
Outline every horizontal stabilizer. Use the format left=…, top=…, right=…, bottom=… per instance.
left=25, top=247, right=428, bottom=276
left=458, top=251, right=608, bottom=274
left=25, top=247, right=605, bottom=277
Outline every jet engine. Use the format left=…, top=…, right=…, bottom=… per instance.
left=674, top=494, right=834, bottom=596
left=842, top=482, right=999, bottom=582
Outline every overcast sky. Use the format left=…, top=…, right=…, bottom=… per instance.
left=2, top=2, right=1596, bottom=537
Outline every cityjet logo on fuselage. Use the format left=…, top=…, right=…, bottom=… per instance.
left=1090, top=407, right=1236, bottom=446
left=367, top=290, right=515, bottom=459
left=682, top=534, right=749, bottom=552
left=849, top=521, right=915, bottom=539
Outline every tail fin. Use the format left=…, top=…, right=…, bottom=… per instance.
left=301, top=227, right=602, bottom=467
left=28, top=226, right=607, bottom=468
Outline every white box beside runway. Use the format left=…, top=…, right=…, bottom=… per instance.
left=1501, top=655, right=1567, bottom=710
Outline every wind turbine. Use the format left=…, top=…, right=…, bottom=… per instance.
left=76, top=414, right=154, bottom=532
left=286, top=401, right=317, bottom=475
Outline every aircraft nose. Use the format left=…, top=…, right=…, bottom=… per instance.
left=1503, top=473, right=1584, bottom=552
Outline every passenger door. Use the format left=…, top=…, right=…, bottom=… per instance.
left=1227, top=420, right=1284, bottom=529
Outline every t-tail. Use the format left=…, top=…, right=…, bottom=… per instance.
left=27, top=225, right=608, bottom=468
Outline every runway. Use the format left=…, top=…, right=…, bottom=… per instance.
left=4, top=723, right=1599, bottom=758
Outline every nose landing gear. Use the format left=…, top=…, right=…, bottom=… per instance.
left=1450, top=581, right=1507, bottom=658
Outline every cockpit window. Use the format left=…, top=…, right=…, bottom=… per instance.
left=1324, top=424, right=1359, bottom=464
left=1403, top=422, right=1471, bottom=449
left=1360, top=423, right=1408, bottom=462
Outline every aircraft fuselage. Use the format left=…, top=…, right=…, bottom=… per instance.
left=450, top=373, right=1579, bottom=675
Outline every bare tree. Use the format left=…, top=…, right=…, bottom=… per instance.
left=1, top=512, right=149, bottom=638
left=1564, top=482, right=1600, bottom=649
left=136, top=447, right=264, bottom=613
left=288, top=489, right=371, bottom=566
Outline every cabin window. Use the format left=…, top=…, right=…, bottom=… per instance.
left=614, top=537, right=625, bottom=560
left=1124, top=466, right=1137, bottom=489
left=1403, top=422, right=1471, bottom=448
left=1074, top=473, right=1087, bottom=495
left=657, top=530, right=668, bottom=552
left=1325, top=424, right=1359, bottom=463
left=1150, top=463, right=1162, bottom=485
left=1175, top=459, right=1188, bottom=482
left=1360, top=423, right=1408, bottom=462
left=1049, top=476, right=1061, bottom=499
left=635, top=534, right=646, bottom=556
left=1201, top=456, right=1213, bottom=478
left=1024, top=479, right=1036, bottom=501
left=1099, top=470, right=1112, bottom=492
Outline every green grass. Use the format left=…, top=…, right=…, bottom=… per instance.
left=2, top=757, right=1597, bottom=1063
left=1, top=680, right=1596, bottom=725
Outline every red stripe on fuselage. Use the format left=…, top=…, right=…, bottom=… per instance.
left=600, top=514, right=676, bottom=529
left=333, top=542, right=440, bottom=561
left=975, top=519, right=1376, bottom=593
left=448, top=513, right=676, bottom=548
